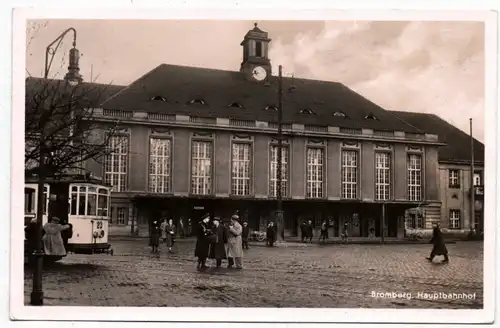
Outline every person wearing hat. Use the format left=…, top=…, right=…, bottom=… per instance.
left=194, top=213, right=213, bottom=269
left=208, top=217, right=228, bottom=268
left=150, top=220, right=161, bottom=253
left=42, top=216, right=71, bottom=257
left=226, top=214, right=244, bottom=269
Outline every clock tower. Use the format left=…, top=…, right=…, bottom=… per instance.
left=240, top=23, right=272, bottom=82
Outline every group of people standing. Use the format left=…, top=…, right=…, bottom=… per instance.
left=150, top=218, right=176, bottom=253
left=194, top=214, right=246, bottom=270
left=300, top=220, right=350, bottom=244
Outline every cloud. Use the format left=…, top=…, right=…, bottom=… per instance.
left=269, top=21, right=485, bottom=141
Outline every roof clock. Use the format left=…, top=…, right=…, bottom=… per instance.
left=240, top=22, right=272, bottom=82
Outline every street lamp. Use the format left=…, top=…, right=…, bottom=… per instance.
left=31, top=27, right=80, bottom=306
left=275, top=65, right=284, bottom=242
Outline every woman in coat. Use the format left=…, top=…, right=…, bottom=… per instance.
left=427, top=223, right=449, bottom=263
left=42, top=217, right=71, bottom=257
left=194, top=214, right=213, bottom=269
left=208, top=217, right=228, bottom=268
left=226, top=215, right=243, bottom=269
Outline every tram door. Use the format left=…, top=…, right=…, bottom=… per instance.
left=48, top=183, right=70, bottom=224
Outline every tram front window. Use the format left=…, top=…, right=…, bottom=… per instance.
left=69, top=184, right=110, bottom=218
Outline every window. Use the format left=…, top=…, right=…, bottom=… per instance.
left=333, top=111, right=347, bottom=117
left=231, top=143, right=252, bottom=196
left=473, top=172, right=482, bottom=186
left=407, top=212, right=424, bottom=229
left=229, top=102, right=243, bottom=108
left=69, top=185, right=109, bottom=217
left=265, top=105, right=278, bottom=111
left=150, top=96, right=167, bottom=102
left=365, top=113, right=379, bottom=120
left=191, top=140, right=213, bottom=195
left=300, top=109, right=315, bottom=115
left=407, top=154, right=422, bottom=201
left=190, top=98, right=206, bottom=105
left=117, top=207, right=127, bottom=225
left=255, top=41, right=262, bottom=57
left=104, top=135, right=129, bottom=192
left=449, top=209, right=461, bottom=229
left=375, top=152, right=391, bottom=200
left=448, top=169, right=460, bottom=188
left=149, top=138, right=172, bottom=193
left=269, top=145, right=289, bottom=197
left=342, top=150, right=358, bottom=199
left=306, top=148, right=324, bottom=198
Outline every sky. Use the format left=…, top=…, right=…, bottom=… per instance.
left=25, top=19, right=485, bottom=142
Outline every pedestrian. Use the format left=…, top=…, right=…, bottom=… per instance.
left=426, top=223, right=449, bottom=263
left=300, top=220, right=307, bottom=243
left=306, top=220, right=314, bottom=243
left=194, top=214, right=213, bottom=269
left=25, top=217, right=38, bottom=266
left=208, top=217, right=228, bottom=268
left=179, top=217, right=186, bottom=238
left=226, top=215, right=244, bottom=269
left=319, top=220, right=328, bottom=244
left=42, top=216, right=71, bottom=257
left=188, top=218, right=193, bottom=237
left=165, top=218, right=176, bottom=252
left=150, top=220, right=161, bottom=253
left=242, top=221, right=250, bottom=249
left=160, top=218, right=168, bottom=244
left=266, top=221, right=277, bottom=247
left=341, top=222, right=349, bottom=243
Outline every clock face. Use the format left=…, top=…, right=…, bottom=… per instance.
left=252, top=66, right=267, bottom=81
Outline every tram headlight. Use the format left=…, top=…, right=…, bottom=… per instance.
left=99, top=230, right=105, bottom=238
left=93, top=231, right=99, bottom=239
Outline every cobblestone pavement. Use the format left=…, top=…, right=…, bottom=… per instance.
left=23, top=238, right=483, bottom=308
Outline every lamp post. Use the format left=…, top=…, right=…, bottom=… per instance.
left=275, top=65, right=284, bottom=241
left=31, top=27, right=80, bottom=306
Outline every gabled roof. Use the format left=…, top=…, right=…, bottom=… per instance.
left=25, top=77, right=126, bottom=107
left=102, top=64, right=424, bottom=134
left=391, top=111, right=484, bottom=164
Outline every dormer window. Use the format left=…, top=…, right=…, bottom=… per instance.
left=229, top=102, right=243, bottom=108
left=365, top=113, right=379, bottom=120
left=150, top=96, right=167, bottom=102
left=333, top=111, right=347, bottom=117
left=190, top=98, right=206, bottom=105
left=300, top=108, right=315, bottom=115
left=265, top=105, right=278, bottom=111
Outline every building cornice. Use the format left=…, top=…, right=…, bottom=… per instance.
left=88, top=108, right=446, bottom=147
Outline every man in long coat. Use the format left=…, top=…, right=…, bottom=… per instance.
left=226, top=215, right=243, bottom=269
left=194, top=214, right=213, bottom=269
left=42, top=217, right=71, bottom=257
left=427, top=223, right=449, bottom=263
left=208, top=217, right=228, bottom=268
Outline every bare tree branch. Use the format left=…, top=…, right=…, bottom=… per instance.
left=25, top=77, right=124, bottom=179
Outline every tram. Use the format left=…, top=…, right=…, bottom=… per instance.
left=24, top=174, right=112, bottom=261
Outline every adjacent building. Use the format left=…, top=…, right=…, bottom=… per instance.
left=392, top=111, right=484, bottom=236
left=80, top=24, right=446, bottom=239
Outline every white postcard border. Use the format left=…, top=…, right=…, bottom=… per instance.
left=9, top=6, right=497, bottom=324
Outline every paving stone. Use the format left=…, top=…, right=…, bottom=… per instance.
left=24, top=239, right=483, bottom=308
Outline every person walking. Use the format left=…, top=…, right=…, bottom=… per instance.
left=242, top=221, right=250, bottom=249
left=226, top=215, right=244, bottom=269
left=150, top=220, right=161, bottom=253
left=208, top=217, right=228, bottom=268
left=194, top=214, right=213, bottom=269
left=427, top=223, right=449, bottom=263
left=165, top=218, right=176, bottom=252
left=305, top=220, right=314, bottom=243
left=266, top=221, right=277, bottom=247
left=42, top=216, right=71, bottom=257
left=341, top=222, right=349, bottom=243
left=160, top=218, right=168, bottom=244
left=300, top=221, right=307, bottom=243
left=319, top=220, right=328, bottom=244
